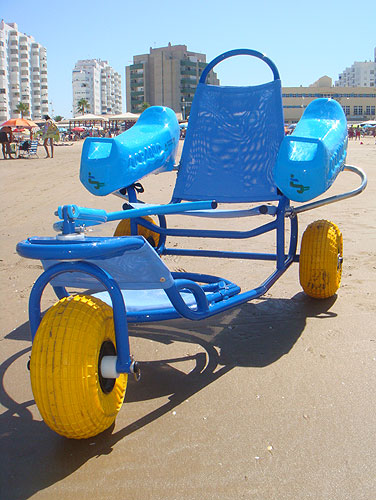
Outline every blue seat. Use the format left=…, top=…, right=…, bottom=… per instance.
left=173, top=49, right=285, bottom=203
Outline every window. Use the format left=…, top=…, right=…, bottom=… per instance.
left=0, top=89, right=6, bottom=94
left=343, top=105, right=350, bottom=115
left=353, top=106, right=363, bottom=115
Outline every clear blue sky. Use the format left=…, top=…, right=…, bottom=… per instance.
left=3, top=0, right=375, bottom=118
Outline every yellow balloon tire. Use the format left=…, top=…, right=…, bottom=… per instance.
left=299, top=219, right=343, bottom=299
left=114, top=215, right=160, bottom=247
left=30, top=295, right=127, bottom=439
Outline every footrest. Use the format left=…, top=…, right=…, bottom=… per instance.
left=92, top=274, right=241, bottom=322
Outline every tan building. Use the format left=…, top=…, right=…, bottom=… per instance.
left=126, top=43, right=219, bottom=116
left=282, top=76, right=376, bottom=124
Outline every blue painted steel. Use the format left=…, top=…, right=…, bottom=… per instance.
left=16, top=49, right=307, bottom=384
left=28, top=261, right=133, bottom=374
left=93, top=274, right=241, bottom=322
left=80, top=106, right=180, bottom=196
left=135, top=219, right=278, bottom=240
left=17, top=236, right=145, bottom=260
left=199, top=49, right=280, bottom=83
left=276, top=197, right=288, bottom=269
left=274, top=98, right=348, bottom=202
left=165, top=249, right=282, bottom=261
left=173, top=62, right=285, bottom=202
left=54, top=200, right=218, bottom=232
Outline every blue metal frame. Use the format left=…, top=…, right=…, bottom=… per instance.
left=18, top=194, right=298, bottom=375
left=16, top=48, right=305, bottom=376
left=15, top=43, right=369, bottom=391
left=200, top=48, right=280, bottom=83
left=28, top=261, right=133, bottom=374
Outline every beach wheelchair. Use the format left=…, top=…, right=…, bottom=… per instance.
left=17, top=49, right=367, bottom=439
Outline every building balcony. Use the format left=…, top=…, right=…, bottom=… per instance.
left=131, top=96, right=144, bottom=104
left=180, top=69, right=197, bottom=76
left=180, top=60, right=194, bottom=67
left=180, top=77, right=197, bottom=84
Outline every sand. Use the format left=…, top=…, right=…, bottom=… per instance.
left=0, top=137, right=375, bottom=499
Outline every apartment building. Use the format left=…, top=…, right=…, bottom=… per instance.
left=335, top=48, right=376, bottom=87
left=0, top=20, right=49, bottom=122
left=72, top=59, right=122, bottom=117
left=126, top=43, right=219, bottom=116
left=282, top=76, right=376, bottom=123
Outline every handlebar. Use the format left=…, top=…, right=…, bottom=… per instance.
left=199, top=49, right=280, bottom=84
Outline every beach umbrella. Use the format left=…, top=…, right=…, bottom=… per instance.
left=72, top=127, right=85, bottom=132
left=1, top=117, right=38, bottom=129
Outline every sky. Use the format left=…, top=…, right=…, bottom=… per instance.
left=2, top=0, right=375, bottom=118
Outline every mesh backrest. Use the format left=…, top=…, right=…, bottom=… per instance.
left=173, top=80, right=285, bottom=202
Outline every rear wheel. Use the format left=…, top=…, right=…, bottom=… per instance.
left=30, top=295, right=127, bottom=439
left=299, top=220, right=343, bottom=299
left=114, top=215, right=160, bottom=247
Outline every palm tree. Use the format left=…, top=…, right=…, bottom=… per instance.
left=140, top=102, right=151, bottom=112
left=16, top=102, right=29, bottom=118
left=76, top=99, right=90, bottom=115
left=54, top=115, right=64, bottom=122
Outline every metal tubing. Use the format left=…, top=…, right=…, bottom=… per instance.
left=276, top=198, right=288, bottom=269
left=164, top=279, right=210, bottom=320
left=165, top=248, right=280, bottom=260
left=137, top=219, right=278, bottom=240
left=104, top=200, right=218, bottom=221
left=200, top=49, right=280, bottom=83
left=28, top=261, right=134, bottom=374
left=289, top=165, right=367, bottom=216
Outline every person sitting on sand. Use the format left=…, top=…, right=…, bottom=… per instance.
left=19, top=139, right=31, bottom=152
left=42, top=115, right=60, bottom=158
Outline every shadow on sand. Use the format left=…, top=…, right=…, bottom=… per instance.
left=1, top=293, right=337, bottom=499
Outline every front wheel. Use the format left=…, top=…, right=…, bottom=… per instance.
left=30, top=295, right=127, bottom=439
left=299, top=220, right=343, bottom=299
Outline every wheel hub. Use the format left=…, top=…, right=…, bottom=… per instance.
left=98, top=341, right=116, bottom=393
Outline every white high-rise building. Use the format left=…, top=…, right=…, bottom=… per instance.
left=0, top=20, right=49, bottom=122
left=335, top=48, right=376, bottom=87
left=72, top=59, right=122, bottom=117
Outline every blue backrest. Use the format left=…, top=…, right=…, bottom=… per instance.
left=172, top=50, right=285, bottom=203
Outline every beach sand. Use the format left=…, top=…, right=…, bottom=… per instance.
left=0, top=137, right=375, bottom=499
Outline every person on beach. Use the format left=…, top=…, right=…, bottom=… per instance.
left=42, top=115, right=59, bottom=158
left=0, top=126, right=13, bottom=159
